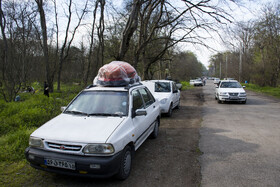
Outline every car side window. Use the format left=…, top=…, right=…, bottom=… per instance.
left=172, top=82, right=177, bottom=92
left=139, top=88, right=154, bottom=108
left=132, top=90, right=144, bottom=112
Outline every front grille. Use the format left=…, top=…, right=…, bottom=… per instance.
left=229, top=93, right=238, bottom=96
left=47, top=142, right=82, bottom=151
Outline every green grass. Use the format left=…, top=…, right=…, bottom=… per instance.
left=181, top=81, right=193, bottom=90
left=242, top=83, right=280, bottom=99
left=0, top=82, right=83, bottom=186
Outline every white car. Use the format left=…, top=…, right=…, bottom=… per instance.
left=25, top=83, right=160, bottom=180
left=215, top=80, right=247, bottom=104
left=142, top=80, right=180, bottom=117
left=193, top=79, right=203, bottom=86
left=213, top=78, right=220, bottom=84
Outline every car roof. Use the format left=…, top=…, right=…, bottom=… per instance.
left=84, top=83, right=145, bottom=92
left=142, top=80, right=173, bottom=83
left=220, top=80, right=238, bottom=82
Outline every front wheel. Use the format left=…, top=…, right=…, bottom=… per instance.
left=167, top=103, right=173, bottom=117
left=150, top=119, right=159, bottom=139
left=175, top=100, right=180, bottom=109
left=115, top=146, right=132, bottom=180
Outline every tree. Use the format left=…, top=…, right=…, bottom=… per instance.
left=56, top=0, right=89, bottom=91
left=35, top=0, right=53, bottom=91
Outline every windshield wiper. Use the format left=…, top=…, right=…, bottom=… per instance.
left=64, top=110, right=88, bottom=116
left=88, top=113, right=122, bottom=117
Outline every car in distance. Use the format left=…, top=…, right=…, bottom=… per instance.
left=142, top=80, right=180, bottom=117
left=25, top=83, right=160, bottom=180
left=190, top=79, right=203, bottom=86
left=213, top=78, right=220, bottom=84
left=215, top=80, right=247, bottom=104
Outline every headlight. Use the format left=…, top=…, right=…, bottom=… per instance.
left=239, top=92, right=246, bottom=95
left=160, top=98, right=168, bottom=104
left=83, top=144, right=114, bottom=154
left=29, top=137, right=44, bottom=148
left=219, top=92, right=228, bottom=95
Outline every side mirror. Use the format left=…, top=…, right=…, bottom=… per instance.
left=135, top=109, right=147, bottom=117
left=61, top=106, right=66, bottom=112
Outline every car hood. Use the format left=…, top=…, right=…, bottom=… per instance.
left=153, top=92, right=172, bottom=100
left=218, top=88, right=245, bottom=93
left=31, top=114, right=126, bottom=143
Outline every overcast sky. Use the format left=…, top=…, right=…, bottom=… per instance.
left=185, top=0, right=278, bottom=68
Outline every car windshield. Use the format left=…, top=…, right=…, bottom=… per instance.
left=155, top=82, right=171, bottom=92
left=220, top=82, right=242, bottom=88
left=65, top=91, right=128, bottom=116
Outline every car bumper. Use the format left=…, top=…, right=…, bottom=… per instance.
left=25, top=147, right=122, bottom=178
left=219, top=96, right=247, bottom=102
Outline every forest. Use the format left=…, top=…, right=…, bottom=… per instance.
left=0, top=0, right=279, bottom=102
left=209, top=4, right=280, bottom=87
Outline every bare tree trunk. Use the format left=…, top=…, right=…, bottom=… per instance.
left=117, top=0, right=142, bottom=61
left=84, top=0, right=99, bottom=86
left=57, top=0, right=88, bottom=91
left=35, top=0, right=52, bottom=92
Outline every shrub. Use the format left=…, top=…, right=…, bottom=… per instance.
left=0, top=127, right=36, bottom=162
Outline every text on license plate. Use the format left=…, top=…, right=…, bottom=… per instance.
left=44, top=158, right=75, bottom=170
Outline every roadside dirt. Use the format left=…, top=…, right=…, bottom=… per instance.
left=23, top=88, right=204, bottom=187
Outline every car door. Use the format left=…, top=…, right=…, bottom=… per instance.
left=131, top=88, right=158, bottom=150
left=171, top=82, right=179, bottom=107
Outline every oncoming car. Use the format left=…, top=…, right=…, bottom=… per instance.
left=142, top=80, right=180, bottom=117
left=215, top=80, right=247, bottom=104
left=25, top=83, right=160, bottom=180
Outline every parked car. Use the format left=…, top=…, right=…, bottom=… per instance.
left=213, top=78, right=220, bottom=84
left=25, top=83, right=161, bottom=180
left=142, top=80, right=180, bottom=117
left=190, top=79, right=195, bottom=86
left=190, top=79, right=203, bottom=86
left=215, top=80, right=247, bottom=104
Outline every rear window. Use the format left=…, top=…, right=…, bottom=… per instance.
left=155, top=82, right=171, bottom=92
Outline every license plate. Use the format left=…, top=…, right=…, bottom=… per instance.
left=44, top=158, right=75, bottom=170
left=230, top=96, right=238, bottom=100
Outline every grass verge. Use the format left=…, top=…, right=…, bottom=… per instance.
left=0, top=82, right=83, bottom=186
left=243, top=83, right=280, bottom=99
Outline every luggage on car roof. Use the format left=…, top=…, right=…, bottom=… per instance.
left=94, top=61, right=140, bottom=86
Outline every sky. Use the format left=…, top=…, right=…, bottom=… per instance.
left=53, top=0, right=278, bottom=69
left=184, top=0, right=278, bottom=68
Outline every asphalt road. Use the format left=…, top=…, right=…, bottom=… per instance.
left=200, top=80, right=280, bottom=187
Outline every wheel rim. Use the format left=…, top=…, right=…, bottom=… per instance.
left=123, top=151, right=131, bottom=175
left=154, top=121, right=159, bottom=136
left=169, top=104, right=172, bottom=115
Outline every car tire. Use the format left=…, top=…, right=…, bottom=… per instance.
left=217, top=99, right=221, bottom=104
left=175, top=100, right=180, bottom=109
left=115, top=146, right=132, bottom=180
left=242, top=100, right=246, bottom=104
left=167, top=103, right=173, bottom=117
left=150, top=119, right=159, bottom=139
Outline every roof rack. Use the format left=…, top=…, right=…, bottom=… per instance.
left=85, top=84, right=97, bottom=89
left=124, top=82, right=143, bottom=90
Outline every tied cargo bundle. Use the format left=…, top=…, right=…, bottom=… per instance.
left=94, top=61, right=140, bottom=86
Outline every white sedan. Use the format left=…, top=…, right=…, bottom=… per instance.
left=213, top=78, right=220, bottom=84
left=215, top=80, right=247, bottom=104
left=142, top=80, right=180, bottom=117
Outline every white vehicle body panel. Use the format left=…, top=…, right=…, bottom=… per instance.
left=31, top=114, right=125, bottom=144
left=142, top=80, right=180, bottom=113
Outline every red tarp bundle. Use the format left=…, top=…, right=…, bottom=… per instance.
left=94, top=61, right=140, bottom=86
